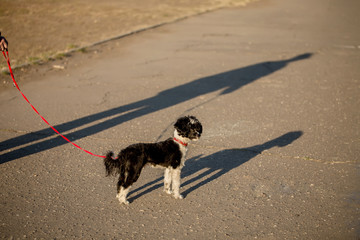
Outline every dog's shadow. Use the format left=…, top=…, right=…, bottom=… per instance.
left=128, top=131, right=303, bottom=202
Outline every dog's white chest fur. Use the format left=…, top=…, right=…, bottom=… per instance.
left=179, top=144, right=188, bottom=168
left=173, top=130, right=189, bottom=168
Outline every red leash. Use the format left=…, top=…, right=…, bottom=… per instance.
left=2, top=50, right=106, bottom=158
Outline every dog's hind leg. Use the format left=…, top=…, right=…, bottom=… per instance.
left=171, top=167, right=183, bottom=199
left=164, top=167, right=172, bottom=195
left=116, top=186, right=131, bottom=205
left=116, top=171, right=131, bottom=205
left=116, top=166, right=142, bottom=204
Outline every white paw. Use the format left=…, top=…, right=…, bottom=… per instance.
left=174, top=194, right=184, bottom=200
left=117, top=195, right=129, bottom=205
left=118, top=199, right=129, bottom=205
left=164, top=188, right=172, bottom=195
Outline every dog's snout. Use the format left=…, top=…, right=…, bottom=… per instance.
left=193, top=130, right=201, bottom=139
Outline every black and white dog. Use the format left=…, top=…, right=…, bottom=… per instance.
left=104, top=116, right=202, bottom=204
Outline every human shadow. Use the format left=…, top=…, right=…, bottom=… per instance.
left=127, top=131, right=303, bottom=202
left=0, top=53, right=312, bottom=164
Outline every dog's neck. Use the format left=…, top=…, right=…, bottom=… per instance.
left=173, top=137, right=188, bottom=147
left=173, top=130, right=190, bottom=147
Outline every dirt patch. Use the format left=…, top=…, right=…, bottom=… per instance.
left=0, top=0, right=256, bottom=71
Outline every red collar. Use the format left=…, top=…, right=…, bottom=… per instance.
left=173, top=137, right=188, bottom=147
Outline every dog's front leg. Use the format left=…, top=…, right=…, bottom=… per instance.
left=171, top=167, right=183, bottom=199
left=164, top=167, right=172, bottom=195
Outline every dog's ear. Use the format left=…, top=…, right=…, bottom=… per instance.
left=174, top=116, right=190, bottom=135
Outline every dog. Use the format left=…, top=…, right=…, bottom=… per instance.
left=104, top=116, right=202, bottom=204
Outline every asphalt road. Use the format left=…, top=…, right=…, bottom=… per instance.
left=1, top=0, right=359, bottom=239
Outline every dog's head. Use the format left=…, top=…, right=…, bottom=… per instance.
left=174, top=116, right=202, bottom=141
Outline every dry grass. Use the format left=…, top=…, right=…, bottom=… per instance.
left=0, top=0, right=256, bottom=70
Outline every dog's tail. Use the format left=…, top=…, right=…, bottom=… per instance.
left=104, top=151, right=120, bottom=177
